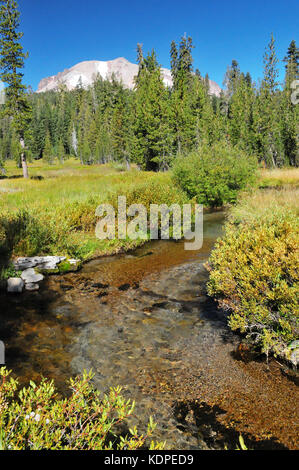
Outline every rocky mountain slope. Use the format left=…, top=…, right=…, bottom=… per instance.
left=37, top=57, right=221, bottom=96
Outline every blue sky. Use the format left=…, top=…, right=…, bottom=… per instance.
left=17, top=0, right=299, bottom=90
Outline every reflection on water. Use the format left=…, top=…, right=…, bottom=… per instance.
left=0, top=211, right=298, bottom=449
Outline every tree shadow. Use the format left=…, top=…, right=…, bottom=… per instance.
left=173, top=400, right=289, bottom=450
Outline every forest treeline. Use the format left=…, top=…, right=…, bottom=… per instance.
left=0, top=35, right=298, bottom=171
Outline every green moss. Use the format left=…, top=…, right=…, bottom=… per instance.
left=58, top=259, right=82, bottom=274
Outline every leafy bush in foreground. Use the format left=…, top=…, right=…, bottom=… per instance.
left=172, top=142, right=257, bottom=207
left=207, top=190, right=299, bottom=358
left=0, top=368, right=164, bottom=450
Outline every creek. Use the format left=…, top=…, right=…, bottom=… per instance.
left=0, top=211, right=298, bottom=449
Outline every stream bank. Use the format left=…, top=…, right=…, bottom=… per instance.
left=0, top=211, right=298, bottom=449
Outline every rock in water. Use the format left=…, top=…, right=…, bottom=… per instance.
left=68, top=259, right=80, bottom=266
left=7, top=278, right=24, bottom=293
left=25, top=283, right=40, bottom=292
left=290, top=349, right=299, bottom=367
left=21, top=268, right=44, bottom=284
left=14, top=256, right=66, bottom=272
left=37, top=256, right=66, bottom=270
left=13, top=257, right=39, bottom=270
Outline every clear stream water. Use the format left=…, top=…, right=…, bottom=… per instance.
left=1, top=211, right=298, bottom=449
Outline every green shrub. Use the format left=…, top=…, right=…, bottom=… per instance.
left=172, top=142, right=257, bottom=207
left=0, top=262, right=21, bottom=281
left=0, top=368, right=164, bottom=451
left=207, top=190, right=299, bottom=358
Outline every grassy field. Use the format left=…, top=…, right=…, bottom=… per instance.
left=1, top=159, right=298, bottom=267
left=0, top=159, right=187, bottom=266
left=259, top=167, right=299, bottom=188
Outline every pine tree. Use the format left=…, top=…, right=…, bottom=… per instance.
left=224, top=60, right=241, bottom=100
left=132, top=48, right=173, bottom=170
left=281, top=40, right=299, bottom=166
left=43, top=130, right=54, bottom=164
left=254, top=34, right=282, bottom=166
left=169, top=36, right=197, bottom=154
left=170, top=40, right=178, bottom=88
left=57, top=137, right=65, bottom=163
left=263, top=33, right=279, bottom=94
left=283, top=40, right=299, bottom=85
left=0, top=0, right=32, bottom=177
left=111, top=88, right=131, bottom=162
left=229, top=73, right=255, bottom=151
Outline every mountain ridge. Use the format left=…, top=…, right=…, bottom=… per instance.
left=37, top=57, right=222, bottom=96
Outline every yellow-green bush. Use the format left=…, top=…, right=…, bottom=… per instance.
left=207, top=190, right=299, bottom=358
left=108, top=174, right=189, bottom=213
left=0, top=210, right=68, bottom=257
left=0, top=368, right=164, bottom=451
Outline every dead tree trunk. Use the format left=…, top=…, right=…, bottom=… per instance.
left=20, top=137, right=29, bottom=178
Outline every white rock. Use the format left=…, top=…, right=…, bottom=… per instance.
left=7, top=278, right=24, bottom=293
left=21, top=268, right=44, bottom=284
left=68, top=259, right=80, bottom=265
left=13, top=257, right=39, bottom=270
left=25, top=283, right=40, bottom=291
left=14, top=256, right=67, bottom=272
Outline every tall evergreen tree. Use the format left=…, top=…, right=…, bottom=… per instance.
left=253, top=34, right=283, bottom=166
left=0, top=0, right=32, bottom=177
left=170, top=36, right=196, bottom=154
left=281, top=40, right=299, bottom=166
left=283, top=40, right=299, bottom=85
left=133, top=48, right=173, bottom=170
left=43, top=130, right=54, bottom=164
left=224, top=60, right=241, bottom=99
left=170, top=40, right=178, bottom=88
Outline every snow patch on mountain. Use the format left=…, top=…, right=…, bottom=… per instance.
left=37, top=57, right=222, bottom=97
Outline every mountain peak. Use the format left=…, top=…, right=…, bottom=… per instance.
left=37, top=58, right=221, bottom=96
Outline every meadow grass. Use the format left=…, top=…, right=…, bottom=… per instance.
left=0, top=158, right=186, bottom=262
left=259, top=167, right=299, bottom=188
left=232, top=186, right=299, bottom=224
left=1, top=160, right=298, bottom=264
